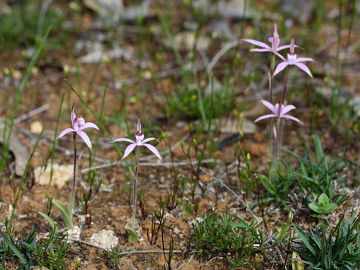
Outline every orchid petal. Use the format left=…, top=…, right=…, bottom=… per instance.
left=261, top=100, right=277, bottom=114
left=290, top=39, right=296, bottom=54
left=77, top=130, right=92, bottom=149
left=71, top=111, right=76, bottom=123
left=296, top=57, right=314, bottom=62
left=254, top=114, right=277, bottom=123
left=122, top=144, right=137, bottom=160
left=142, top=137, right=158, bottom=144
left=274, top=52, right=286, bottom=61
left=57, top=128, right=74, bottom=139
left=250, top=48, right=271, bottom=52
left=277, top=44, right=298, bottom=51
left=80, top=122, right=99, bottom=131
left=281, top=105, right=296, bottom=115
left=243, top=39, right=271, bottom=49
left=277, top=45, right=291, bottom=51
left=111, top=138, right=135, bottom=144
left=142, top=144, right=162, bottom=160
left=294, top=63, right=313, bottom=78
left=273, top=62, right=289, bottom=77
left=281, top=115, right=303, bottom=125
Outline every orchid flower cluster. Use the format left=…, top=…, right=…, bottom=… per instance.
left=57, top=109, right=161, bottom=231
left=244, top=23, right=314, bottom=160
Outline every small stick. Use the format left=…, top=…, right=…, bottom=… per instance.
left=81, top=158, right=216, bottom=173
left=70, top=238, right=183, bottom=255
left=14, top=104, right=49, bottom=124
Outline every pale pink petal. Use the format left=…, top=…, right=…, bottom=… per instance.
left=111, top=138, right=135, bottom=144
left=277, top=44, right=298, bottom=51
left=261, top=100, right=277, bottom=114
left=290, top=39, right=296, bottom=54
left=57, top=128, right=74, bottom=139
left=296, top=57, right=314, bottom=62
left=254, top=114, right=277, bottom=123
left=243, top=39, right=271, bottom=49
left=142, top=137, right=158, bottom=143
left=273, top=62, right=289, bottom=77
left=281, top=115, right=303, bottom=125
left=250, top=48, right=271, bottom=52
left=294, top=62, right=313, bottom=78
left=274, top=52, right=286, bottom=61
left=80, top=122, right=99, bottom=131
left=142, top=144, right=162, bottom=160
left=71, top=111, right=76, bottom=123
left=137, top=118, right=142, bottom=133
left=281, top=105, right=296, bottom=115
left=122, top=144, right=137, bottom=160
left=76, top=130, right=92, bottom=149
left=277, top=45, right=291, bottom=51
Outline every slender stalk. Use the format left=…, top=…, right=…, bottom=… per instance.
left=132, top=147, right=140, bottom=230
left=70, top=133, right=77, bottom=222
left=269, top=54, right=276, bottom=164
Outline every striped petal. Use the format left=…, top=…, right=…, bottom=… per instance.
left=296, top=57, right=314, bottom=62
left=261, top=100, right=277, bottom=114
left=77, top=130, right=92, bottom=149
left=80, top=122, right=99, bottom=131
left=142, top=144, right=162, bottom=160
left=111, top=138, right=135, bottom=144
left=250, top=48, right=271, bottom=52
left=281, top=115, right=303, bottom=125
left=58, top=128, right=74, bottom=139
left=281, top=105, right=296, bottom=115
left=122, top=144, right=137, bottom=160
left=273, top=62, right=289, bottom=77
left=142, top=137, right=158, bottom=143
left=254, top=114, right=276, bottom=123
left=294, top=62, right=313, bottom=78
left=243, top=39, right=271, bottom=49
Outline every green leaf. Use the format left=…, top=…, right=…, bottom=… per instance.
left=318, top=193, right=329, bottom=207
left=0, top=231, right=30, bottom=270
left=294, top=226, right=317, bottom=256
left=38, top=212, right=58, bottom=231
left=52, top=199, right=72, bottom=228
left=125, top=223, right=138, bottom=243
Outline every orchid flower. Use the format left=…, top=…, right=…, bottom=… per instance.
left=58, top=110, right=99, bottom=149
left=255, top=100, right=303, bottom=125
left=112, top=119, right=162, bottom=160
left=273, top=39, right=314, bottom=78
left=243, top=23, right=292, bottom=58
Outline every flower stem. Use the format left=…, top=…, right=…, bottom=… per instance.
left=132, top=147, right=140, bottom=231
left=70, top=133, right=77, bottom=225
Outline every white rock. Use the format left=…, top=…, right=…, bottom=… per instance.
left=90, top=229, right=119, bottom=250
left=67, top=225, right=81, bottom=240
left=34, top=164, right=73, bottom=188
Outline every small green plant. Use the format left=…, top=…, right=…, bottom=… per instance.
left=294, top=213, right=360, bottom=269
left=257, top=164, right=296, bottom=207
left=193, top=212, right=263, bottom=268
left=308, top=193, right=338, bottom=219
left=0, top=226, right=70, bottom=269
left=286, top=135, right=347, bottom=206
left=166, top=87, right=236, bottom=121
left=0, top=2, right=65, bottom=50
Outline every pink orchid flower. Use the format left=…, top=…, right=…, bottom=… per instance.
left=255, top=100, right=303, bottom=125
left=58, top=110, right=99, bottom=149
left=111, top=119, right=162, bottom=160
left=273, top=39, right=314, bottom=78
left=243, top=23, right=292, bottom=58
